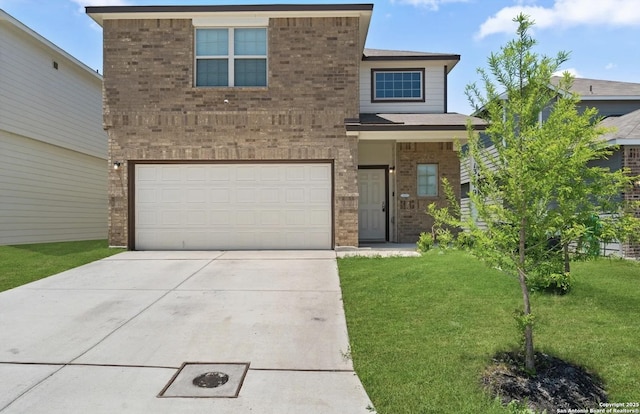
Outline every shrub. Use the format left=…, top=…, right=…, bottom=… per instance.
left=417, top=232, right=434, bottom=252
left=436, top=228, right=454, bottom=249
left=455, top=231, right=475, bottom=250
left=527, top=256, right=572, bottom=294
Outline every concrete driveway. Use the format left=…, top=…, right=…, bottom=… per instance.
left=0, top=251, right=374, bottom=413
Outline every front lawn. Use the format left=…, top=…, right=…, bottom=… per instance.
left=337, top=251, right=640, bottom=413
left=0, top=240, right=124, bottom=292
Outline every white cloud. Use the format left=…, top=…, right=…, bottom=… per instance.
left=69, top=0, right=130, bottom=12
left=71, top=0, right=129, bottom=5
left=393, top=0, right=469, bottom=11
left=605, top=63, right=617, bottom=70
left=553, top=68, right=582, bottom=78
left=476, top=0, right=640, bottom=39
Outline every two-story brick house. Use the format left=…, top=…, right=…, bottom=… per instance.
left=87, top=4, right=484, bottom=250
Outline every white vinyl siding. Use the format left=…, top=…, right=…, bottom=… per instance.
left=0, top=21, right=106, bottom=159
left=360, top=61, right=445, bottom=113
left=0, top=13, right=107, bottom=245
left=0, top=131, right=107, bottom=244
left=135, top=163, right=332, bottom=250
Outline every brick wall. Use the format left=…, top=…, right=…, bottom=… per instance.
left=622, top=145, right=640, bottom=258
left=102, top=17, right=361, bottom=248
left=395, top=142, right=460, bottom=243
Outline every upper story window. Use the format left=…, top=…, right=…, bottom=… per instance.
left=371, top=69, right=425, bottom=102
left=195, top=28, right=267, bottom=87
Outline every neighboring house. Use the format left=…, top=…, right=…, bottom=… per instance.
left=460, top=77, right=640, bottom=257
left=87, top=4, right=485, bottom=251
left=0, top=9, right=108, bottom=245
left=599, top=109, right=640, bottom=258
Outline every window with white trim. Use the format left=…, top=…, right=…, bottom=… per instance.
left=417, top=164, right=438, bottom=197
left=195, top=28, right=267, bottom=87
left=372, top=69, right=424, bottom=102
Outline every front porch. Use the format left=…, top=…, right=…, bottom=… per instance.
left=347, top=113, right=485, bottom=244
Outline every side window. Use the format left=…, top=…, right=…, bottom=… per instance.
left=195, top=28, right=267, bottom=87
left=372, top=69, right=424, bottom=102
left=417, top=164, right=438, bottom=197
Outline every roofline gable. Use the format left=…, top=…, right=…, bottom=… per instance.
left=0, top=8, right=102, bottom=80
left=86, top=3, right=373, bottom=54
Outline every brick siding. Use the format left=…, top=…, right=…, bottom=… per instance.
left=102, top=17, right=361, bottom=248
left=395, top=142, right=460, bottom=243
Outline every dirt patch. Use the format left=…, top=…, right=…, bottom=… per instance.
left=482, top=351, right=607, bottom=413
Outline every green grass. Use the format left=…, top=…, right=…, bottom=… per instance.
left=0, top=240, right=124, bottom=292
left=337, top=251, right=640, bottom=414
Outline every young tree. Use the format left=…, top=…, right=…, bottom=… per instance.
left=459, top=14, right=640, bottom=373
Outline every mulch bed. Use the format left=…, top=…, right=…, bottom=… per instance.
left=482, top=351, right=608, bottom=413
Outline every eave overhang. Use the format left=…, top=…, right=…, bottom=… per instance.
left=346, top=113, right=487, bottom=142
left=362, top=49, right=460, bottom=72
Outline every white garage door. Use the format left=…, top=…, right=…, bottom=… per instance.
left=134, top=163, right=332, bottom=250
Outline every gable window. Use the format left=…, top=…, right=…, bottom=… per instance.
left=417, top=164, right=438, bottom=197
left=195, top=28, right=267, bottom=87
left=372, top=69, right=425, bottom=102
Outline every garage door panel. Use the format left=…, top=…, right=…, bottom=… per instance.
left=137, top=188, right=156, bottom=203
left=285, top=210, right=305, bottom=226
left=236, top=211, right=257, bottom=225
left=236, top=188, right=256, bottom=203
left=309, top=188, right=330, bottom=203
left=161, top=167, right=181, bottom=181
left=186, top=189, right=205, bottom=203
left=186, top=211, right=207, bottom=225
left=135, top=163, right=332, bottom=250
left=210, top=211, right=231, bottom=225
left=137, top=211, right=157, bottom=226
left=260, top=166, right=281, bottom=181
left=309, top=165, right=330, bottom=180
left=161, top=210, right=182, bottom=226
left=285, top=166, right=305, bottom=181
left=137, top=230, right=182, bottom=250
left=186, top=166, right=207, bottom=181
left=161, top=188, right=181, bottom=203
left=137, top=166, right=158, bottom=181
left=285, top=188, right=305, bottom=203
left=236, top=167, right=257, bottom=181
left=210, top=188, right=230, bottom=202
left=208, top=167, right=230, bottom=181
left=309, top=210, right=331, bottom=226
left=260, top=188, right=280, bottom=203
left=260, top=211, right=281, bottom=225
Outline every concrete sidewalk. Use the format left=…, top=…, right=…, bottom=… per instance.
left=337, top=243, right=420, bottom=258
left=0, top=251, right=374, bottom=413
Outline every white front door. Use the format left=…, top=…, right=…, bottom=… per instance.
left=358, top=168, right=386, bottom=241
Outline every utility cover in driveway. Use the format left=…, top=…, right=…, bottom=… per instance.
left=159, top=362, right=249, bottom=398
left=134, top=163, right=332, bottom=250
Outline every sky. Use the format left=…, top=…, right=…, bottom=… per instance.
left=2, top=0, right=640, bottom=115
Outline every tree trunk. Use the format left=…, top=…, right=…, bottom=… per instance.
left=518, top=267, right=536, bottom=373
left=563, top=243, right=571, bottom=274
left=519, top=219, right=536, bottom=373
